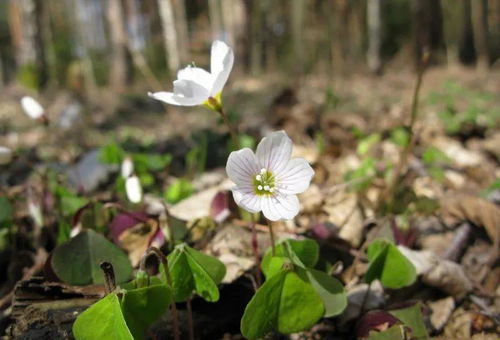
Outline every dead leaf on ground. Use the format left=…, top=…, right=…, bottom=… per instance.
left=440, top=194, right=500, bottom=264
left=398, top=246, right=473, bottom=298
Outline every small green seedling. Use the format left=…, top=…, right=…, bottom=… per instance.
left=241, top=238, right=347, bottom=339
left=73, top=274, right=171, bottom=340
left=161, top=243, right=226, bottom=302
left=365, top=239, right=416, bottom=289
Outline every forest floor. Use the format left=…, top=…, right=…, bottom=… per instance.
left=0, top=65, right=499, bottom=339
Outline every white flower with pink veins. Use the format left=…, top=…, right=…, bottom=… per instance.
left=226, top=131, right=314, bottom=221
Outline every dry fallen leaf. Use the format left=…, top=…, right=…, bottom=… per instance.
left=398, top=246, right=473, bottom=298
left=440, top=194, right=500, bottom=264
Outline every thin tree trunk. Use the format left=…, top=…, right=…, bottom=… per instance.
left=291, top=0, right=306, bottom=78
left=471, top=0, right=489, bottom=70
left=8, top=0, right=46, bottom=89
left=172, top=0, right=189, bottom=63
left=208, top=0, right=223, bottom=40
left=250, top=0, right=262, bottom=75
left=158, top=0, right=180, bottom=75
left=367, top=0, right=382, bottom=74
left=107, top=0, right=128, bottom=91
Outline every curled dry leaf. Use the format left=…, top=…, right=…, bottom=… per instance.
left=398, top=246, right=473, bottom=298
left=428, top=297, right=455, bottom=332
left=440, top=194, right=500, bottom=264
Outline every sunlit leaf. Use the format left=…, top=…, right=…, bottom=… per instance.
left=365, top=239, right=416, bottom=289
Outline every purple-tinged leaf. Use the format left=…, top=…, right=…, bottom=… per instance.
left=110, top=211, right=149, bottom=244
left=356, top=310, right=400, bottom=338
left=210, top=191, right=231, bottom=223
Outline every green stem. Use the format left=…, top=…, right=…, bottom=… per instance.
left=148, top=247, right=180, bottom=340
left=250, top=213, right=262, bottom=287
left=218, top=107, right=240, bottom=150
left=187, top=298, right=195, bottom=340
left=268, top=220, right=276, bottom=256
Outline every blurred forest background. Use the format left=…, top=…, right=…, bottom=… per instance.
left=1, top=0, right=499, bottom=97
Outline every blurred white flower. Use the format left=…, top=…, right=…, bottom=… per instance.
left=226, top=131, right=314, bottom=221
left=0, top=146, right=12, bottom=165
left=126, top=175, right=143, bottom=204
left=21, top=96, right=45, bottom=120
left=121, top=156, right=134, bottom=178
left=148, top=40, right=234, bottom=110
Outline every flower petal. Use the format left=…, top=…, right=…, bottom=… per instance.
left=226, top=148, right=259, bottom=186
left=173, top=79, right=209, bottom=100
left=148, top=91, right=204, bottom=106
left=21, top=96, right=44, bottom=119
left=256, top=131, right=293, bottom=174
left=177, top=66, right=213, bottom=92
left=126, top=176, right=143, bottom=203
left=210, top=40, right=234, bottom=95
left=261, top=194, right=300, bottom=221
left=276, top=158, right=315, bottom=194
left=232, top=186, right=261, bottom=213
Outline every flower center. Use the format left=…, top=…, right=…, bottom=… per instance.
left=253, top=168, right=275, bottom=196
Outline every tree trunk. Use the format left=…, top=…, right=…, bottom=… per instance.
left=158, top=0, right=180, bottom=75
left=208, top=0, right=223, bottom=40
left=249, top=0, right=263, bottom=75
left=471, top=0, right=490, bottom=70
left=411, top=0, right=446, bottom=67
left=172, top=0, right=189, bottom=64
left=107, top=0, right=128, bottom=92
left=8, top=0, right=46, bottom=89
left=290, top=0, right=306, bottom=78
left=367, top=0, right=382, bottom=74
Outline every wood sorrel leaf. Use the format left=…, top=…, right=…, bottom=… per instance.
left=389, top=302, right=428, bottom=339
left=163, top=243, right=226, bottom=302
left=121, top=283, right=172, bottom=340
left=73, top=294, right=133, bottom=340
left=51, top=229, right=133, bottom=285
left=306, top=268, right=347, bottom=317
left=241, top=267, right=325, bottom=339
left=261, top=238, right=319, bottom=277
left=365, top=239, right=416, bottom=289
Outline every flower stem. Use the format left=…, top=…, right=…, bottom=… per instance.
left=217, top=107, right=240, bottom=150
left=147, top=247, right=180, bottom=340
left=250, top=213, right=262, bottom=287
left=187, top=298, right=195, bottom=340
left=379, top=51, right=428, bottom=213
left=267, top=220, right=276, bottom=256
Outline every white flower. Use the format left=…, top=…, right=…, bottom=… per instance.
left=0, top=146, right=12, bottom=165
left=226, top=131, right=314, bottom=221
left=21, top=96, right=45, bottom=119
left=125, top=175, right=143, bottom=203
left=148, top=40, right=234, bottom=109
left=121, top=156, right=134, bottom=178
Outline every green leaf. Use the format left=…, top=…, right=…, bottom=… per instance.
left=51, top=230, right=133, bottom=285
left=261, top=238, right=319, bottom=277
left=0, top=196, right=13, bottom=226
left=241, top=267, right=324, bottom=339
left=365, top=239, right=416, bottom=289
left=99, top=142, right=124, bottom=164
left=73, top=294, right=133, bottom=340
left=164, top=178, right=193, bottom=204
left=164, top=244, right=226, bottom=302
left=121, top=284, right=172, bottom=340
left=389, top=302, right=428, bottom=339
left=390, top=127, right=410, bottom=148
left=306, top=268, right=347, bottom=317
left=357, top=133, right=381, bottom=155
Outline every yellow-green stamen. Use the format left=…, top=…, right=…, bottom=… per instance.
left=253, top=168, right=275, bottom=196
